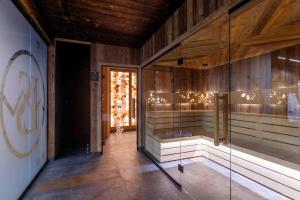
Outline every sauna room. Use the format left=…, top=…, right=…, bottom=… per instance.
left=142, top=0, right=300, bottom=199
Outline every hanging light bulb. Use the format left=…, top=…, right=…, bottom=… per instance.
left=246, top=94, right=250, bottom=101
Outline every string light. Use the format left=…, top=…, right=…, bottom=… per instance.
left=177, top=91, right=214, bottom=104
left=240, top=89, right=287, bottom=105
left=147, top=93, right=167, bottom=104
left=267, top=89, right=287, bottom=105
left=240, top=92, right=256, bottom=101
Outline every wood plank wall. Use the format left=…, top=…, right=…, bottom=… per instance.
left=47, top=45, right=56, bottom=159
left=140, top=0, right=229, bottom=65
left=144, top=44, right=300, bottom=116
left=90, top=44, right=101, bottom=153
left=92, top=43, right=140, bottom=66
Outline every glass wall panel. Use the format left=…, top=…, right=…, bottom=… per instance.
left=174, top=10, right=232, bottom=197
left=142, top=63, right=181, bottom=183
left=142, top=1, right=300, bottom=199
left=0, top=1, right=48, bottom=199
left=229, top=0, right=300, bottom=199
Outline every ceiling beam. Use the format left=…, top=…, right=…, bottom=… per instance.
left=13, top=0, right=52, bottom=44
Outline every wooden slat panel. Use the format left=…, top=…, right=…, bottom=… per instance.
left=145, top=110, right=300, bottom=165
left=90, top=44, right=101, bottom=153
left=202, top=141, right=300, bottom=199
left=193, top=0, right=205, bottom=25
left=47, top=45, right=56, bottom=159
left=93, top=43, right=140, bottom=65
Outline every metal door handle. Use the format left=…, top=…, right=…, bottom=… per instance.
left=214, top=93, right=229, bottom=146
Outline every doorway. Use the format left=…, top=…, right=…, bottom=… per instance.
left=55, top=41, right=91, bottom=156
left=101, top=66, right=138, bottom=154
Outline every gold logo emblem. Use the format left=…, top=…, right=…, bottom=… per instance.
left=0, top=50, right=46, bottom=158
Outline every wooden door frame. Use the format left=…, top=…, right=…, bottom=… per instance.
left=97, top=63, right=140, bottom=154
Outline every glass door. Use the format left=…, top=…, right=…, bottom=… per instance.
left=176, top=7, right=232, bottom=197
left=229, top=0, right=300, bottom=199
left=142, top=64, right=182, bottom=184
left=110, top=70, right=130, bottom=130
left=110, top=69, right=137, bottom=133
left=176, top=56, right=232, bottom=199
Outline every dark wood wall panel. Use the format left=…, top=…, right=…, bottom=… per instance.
left=193, top=0, right=205, bottom=26
left=47, top=45, right=56, bottom=159
left=92, top=43, right=140, bottom=66
left=33, top=0, right=185, bottom=47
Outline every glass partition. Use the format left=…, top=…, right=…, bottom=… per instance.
left=229, top=0, right=300, bottom=199
left=142, top=0, right=300, bottom=199
left=142, top=64, right=182, bottom=183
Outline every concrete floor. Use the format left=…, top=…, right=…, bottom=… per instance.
left=22, top=132, right=191, bottom=200
left=159, top=160, right=272, bottom=200
left=23, top=132, right=281, bottom=200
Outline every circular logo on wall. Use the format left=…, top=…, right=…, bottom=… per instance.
left=0, top=50, right=46, bottom=158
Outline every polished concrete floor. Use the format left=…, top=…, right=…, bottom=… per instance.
left=22, top=132, right=191, bottom=200
left=23, top=132, right=282, bottom=200
left=162, top=158, right=287, bottom=200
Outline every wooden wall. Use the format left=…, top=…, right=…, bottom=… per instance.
left=92, top=43, right=140, bottom=66
left=140, top=0, right=230, bottom=65
left=48, top=45, right=56, bottom=159
left=144, top=44, right=300, bottom=117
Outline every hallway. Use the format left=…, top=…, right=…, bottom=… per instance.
left=2, top=1, right=300, bottom=199
left=23, top=132, right=191, bottom=200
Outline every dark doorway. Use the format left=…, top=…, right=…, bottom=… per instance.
left=56, top=41, right=91, bottom=155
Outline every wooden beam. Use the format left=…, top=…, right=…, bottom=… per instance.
left=13, top=0, right=52, bottom=44
left=47, top=45, right=56, bottom=159
left=90, top=44, right=101, bottom=153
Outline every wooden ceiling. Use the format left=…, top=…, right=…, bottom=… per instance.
left=155, top=0, right=300, bottom=70
left=33, top=0, right=185, bottom=47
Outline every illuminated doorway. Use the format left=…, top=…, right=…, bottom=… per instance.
left=101, top=66, right=138, bottom=151
left=110, top=70, right=137, bottom=132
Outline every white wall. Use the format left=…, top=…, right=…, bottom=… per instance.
left=0, top=1, right=48, bottom=199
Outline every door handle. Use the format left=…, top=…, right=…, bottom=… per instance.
left=214, top=93, right=229, bottom=146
